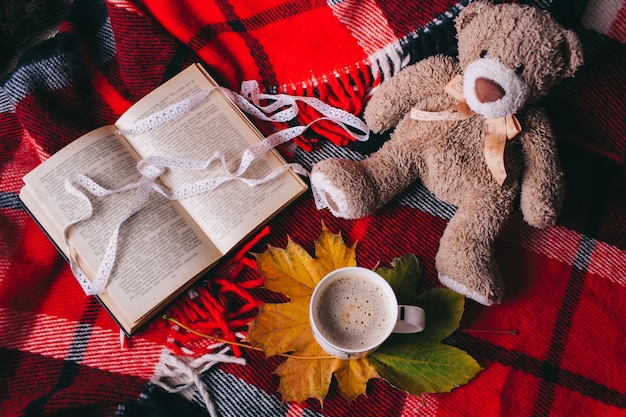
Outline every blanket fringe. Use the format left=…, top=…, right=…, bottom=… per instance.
left=152, top=227, right=267, bottom=414
left=268, top=61, right=375, bottom=150
left=276, top=60, right=375, bottom=115
left=369, top=44, right=411, bottom=82
left=272, top=0, right=469, bottom=104
left=165, top=279, right=261, bottom=358
left=262, top=2, right=467, bottom=150
left=162, top=227, right=267, bottom=358
left=152, top=348, right=246, bottom=417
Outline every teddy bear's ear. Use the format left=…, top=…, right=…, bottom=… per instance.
left=455, top=1, right=493, bottom=33
left=560, top=29, right=584, bottom=78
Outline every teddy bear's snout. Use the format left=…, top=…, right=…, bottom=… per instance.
left=463, top=58, right=529, bottom=118
left=475, top=77, right=505, bottom=103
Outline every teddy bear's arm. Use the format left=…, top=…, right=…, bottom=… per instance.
left=519, top=107, right=565, bottom=228
left=364, top=55, right=460, bottom=133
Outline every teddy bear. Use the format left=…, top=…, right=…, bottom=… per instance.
left=310, top=1, right=583, bottom=305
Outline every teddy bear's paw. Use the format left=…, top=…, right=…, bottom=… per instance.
left=438, top=273, right=503, bottom=306
left=310, top=171, right=353, bottom=219
left=363, top=105, right=392, bottom=134
left=522, top=208, right=557, bottom=229
left=310, top=158, right=379, bottom=219
left=520, top=198, right=559, bottom=229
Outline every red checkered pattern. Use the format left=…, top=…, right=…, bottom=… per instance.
left=1, top=0, right=625, bottom=416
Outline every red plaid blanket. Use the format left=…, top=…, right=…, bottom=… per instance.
left=1, top=0, right=625, bottom=416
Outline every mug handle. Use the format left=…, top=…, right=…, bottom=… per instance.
left=393, top=305, right=426, bottom=333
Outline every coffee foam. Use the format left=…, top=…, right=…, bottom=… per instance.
left=313, top=274, right=391, bottom=350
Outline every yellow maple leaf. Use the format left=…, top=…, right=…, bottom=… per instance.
left=274, top=343, right=343, bottom=404
left=254, top=239, right=323, bottom=297
left=332, top=357, right=379, bottom=402
left=313, top=224, right=358, bottom=272
left=247, top=296, right=312, bottom=357
left=247, top=224, right=375, bottom=403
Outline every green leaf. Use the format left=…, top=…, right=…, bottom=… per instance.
left=376, top=254, right=421, bottom=304
left=369, top=342, right=482, bottom=396
left=411, top=288, right=465, bottom=343
left=368, top=287, right=480, bottom=396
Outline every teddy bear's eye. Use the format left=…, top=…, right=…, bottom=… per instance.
left=480, top=50, right=487, bottom=58
left=515, top=64, right=525, bottom=75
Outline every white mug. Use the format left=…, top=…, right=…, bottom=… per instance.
left=309, top=267, right=425, bottom=359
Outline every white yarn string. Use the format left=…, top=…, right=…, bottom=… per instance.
left=64, top=80, right=369, bottom=295
left=153, top=347, right=246, bottom=416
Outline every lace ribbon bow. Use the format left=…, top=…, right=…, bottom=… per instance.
left=410, top=74, right=521, bottom=185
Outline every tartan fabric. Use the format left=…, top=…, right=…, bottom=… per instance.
left=1, top=0, right=625, bottom=416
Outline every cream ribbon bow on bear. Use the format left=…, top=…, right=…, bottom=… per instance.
left=410, top=74, right=521, bottom=186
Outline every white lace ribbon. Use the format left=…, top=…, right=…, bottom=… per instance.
left=116, top=81, right=369, bottom=140
left=64, top=81, right=369, bottom=295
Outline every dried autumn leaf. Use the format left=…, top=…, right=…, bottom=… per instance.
left=252, top=223, right=356, bottom=309
left=247, top=296, right=311, bottom=357
left=275, top=346, right=379, bottom=404
left=332, top=356, right=379, bottom=402
left=248, top=225, right=372, bottom=403
left=274, top=343, right=343, bottom=404
left=314, top=224, right=358, bottom=272
left=255, top=239, right=323, bottom=298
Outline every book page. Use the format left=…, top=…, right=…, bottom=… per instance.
left=20, top=126, right=222, bottom=327
left=116, top=64, right=307, bottom=254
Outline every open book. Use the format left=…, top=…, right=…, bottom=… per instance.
left=20, top=63, right=308, bottom=335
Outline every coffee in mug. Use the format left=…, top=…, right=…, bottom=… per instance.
left=310, top=267, right=425, bottom=359
left=313, top=273, right=391, bottom=350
